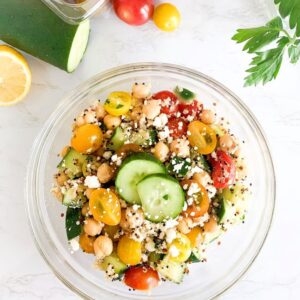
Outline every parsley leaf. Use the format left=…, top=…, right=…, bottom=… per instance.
left=275, top=0, right=300, bottom=37
left=288, top=40, right=300, bottom=63
left=232, top=17, right=283, bottom=53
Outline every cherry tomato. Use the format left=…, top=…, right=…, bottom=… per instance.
left=178, top=100, right=202, bottom=118
left=71, top=124, right=103, bottom=154
left=89, top=188, right=121, bottom=225
left=168, top=117, right=187, bottom=138
left=210, top=150, right=236, bottom=188
left=203, top=216, right=219, bottom=233
left=124, top=265, right=160, bottom=290
left=153, top=3, right=181, bottom=32
left=104, top=91, right=131, bottom=116
left=186, top=226, right=203, bottom=248
left=113, top=0, right=154, bottom=26
left=152, top=90, right=178, bottom=115
left=117, top=235, right=142, bottom=265
left=182, top=180, right=210, bottom=218
left=167, top=233, right=191, bottom=263
left=79, top=233, right=95, bottom=254
left=188, top=120, right=217, bottom=154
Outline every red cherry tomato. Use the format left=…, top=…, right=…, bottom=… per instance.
left=124, top=265, right=160, bottom=290
left=168, top=117, right=188, bottom=138
left=178, top=100, right=202, bottom=118
left=210, top=150, right=236, bottom=188
left=152, top=90, right=178, bottom=115
left=113, top=0, right=154, bottom=26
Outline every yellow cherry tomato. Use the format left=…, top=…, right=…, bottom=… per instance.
left=71, top=124, right=103, bottom=154
left=188, top=121, right=217, bottom=154
left=89, top=188, right=121, bottom=226
left=186, top=226, right=203, bottom=248
left=167, top=233, right=191, bottom=263
left=153, top=3, right=181, bottom=32
left=117, top=235, right=142, bottom=265
left=104, top=91, right=132, bottom=116
left=79, top=233, right=95, bottom=254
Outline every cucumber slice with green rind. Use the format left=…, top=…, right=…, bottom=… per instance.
left=115, top=153, right=166, bottom=204
left=137, top=174, right=185, bottom=222
left=65, top=207, right=82, bottom=240
left=174, top=86, right=196, bottom=102
left=107, top=127, right=125, bottom=151
left=157, top=256, right=186, bottom=283
left=99, top=252, right=127, bottom=275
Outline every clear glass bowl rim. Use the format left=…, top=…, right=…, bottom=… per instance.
left=25, top=62, right=276, bottom=300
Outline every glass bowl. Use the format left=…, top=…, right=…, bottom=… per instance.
left=26, top=63, right=275, bottom=300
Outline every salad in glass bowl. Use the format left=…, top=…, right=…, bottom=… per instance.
left=51, top=82, right=251, bottom=291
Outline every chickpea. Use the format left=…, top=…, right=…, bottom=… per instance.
left=103, top=114, right=121, bottom=130
left=119, top=209, right=130, bottom=231
left=94, top=235, right=113, bottom=259
left=55, top=172, right=68, bottom=186
left=193, top=171, right=210, bottom=187
left=130, top=105, right=143, bottom=121
left=81, top=203, right=90, bottom=217
left=153, top=142, right=169, bottom=162
left=200, top=109, right=215, bottom=125
left=84, top=218, right=104, bottom=236
left=85, top=188, right=95, bottom=200
left=142, top=100, right=161, bottom=120
left=60, top=146, right=70, bottom=157
left=219, top=134, right=235, bottom=152
left=97, top=163, right=114, bottom=183
left=75, top=115, right=85, bottom=127
left=84, top=111, right=97, bottom=124
left=132, top=82, right=151, bottom=99
left=177, top=217, right=193, bottom=234
left=170, top=139, right=190, bottom=158
left=96, top=103, right=106, bottom=119
left=125, top=206, right=144, bottom=228
left=52, top=187, right=63, bottom=202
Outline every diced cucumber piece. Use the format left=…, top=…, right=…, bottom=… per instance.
left=130, top=129, right=157, bottom=147
left=82, top=156, right=100, bottom=177
left=115, top=153, right=166, bottom=204
left=217, top=198, right=234, bottom=224
left=222, top=184, right=251, bottom=204
left=157, top=256, right=186, bottom=284
left=65, top=207, right=82, bottom=240
left=167, top=156, right=191, bottom=177
left=203, top=227, right=222, bottom=244
left=99, top=252, right=127, bottom=275
left=188, top=247, right=205, bottom=263
left=198, top=155, right=211, bottom=173
left=63, top=187, right=86, bottom=207
left=174, top=86, right=195, bottom=103
left=107, top=127, right=125, bottom=151
left=137, top=174, right=184, bottom=222
left=211, top=124, right=225, bottom=137
left=148, top=252, right=164, bottom=263
left=58, top=148, right=87, bottom=179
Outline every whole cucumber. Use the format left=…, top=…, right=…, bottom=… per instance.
left=0, top=0, right=90, bottom=72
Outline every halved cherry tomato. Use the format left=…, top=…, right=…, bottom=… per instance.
left=124, top=265, right=160, bottom=290
left=113, top=0, right=154, bottom=26
left=188, top=120, right=217, bottom=154
left=152, top=90, right=178, bottom=115
left=178, top=100, right=202, bottom=118
left=71, top=124, right=103, bottom=154
left=186, top=226, right=203, bottom=248
left=117, top=235, right=142, bottom=265
left=167, top=233, right=191, bottom=263
left=182, top=179, right=210, bottom=218
left=89, top=188, right=121, bottom=225
left=79, top=233, right=95, bottom=254
left=104, top=91, right=131, bottom=116
left=210, top=150, right=236, bottom=188
left=168, top=117, right=187, bottom=138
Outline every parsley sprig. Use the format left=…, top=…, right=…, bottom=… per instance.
left=232, top=0, right=300, bottom=86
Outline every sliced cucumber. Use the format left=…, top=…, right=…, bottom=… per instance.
left=115, top=153, right=166, bottom=204
left=65, top=207, right=82, bottom=240
left=167, top=156, right=191, bottom=177
left=217, top=198, right=234, bottom=224
left=157, top=256, right=186, bottom=284
left=222, top=184, right=251, bottom=204
left=63, top=187, right=86, bottom=207
left=58, top=148, right=87, bottom=179
left=137, top=174, right=184, bottom=222
left=107, top=127, right=125, bottom=151
left=99, top=252, right=127, bottom=275
left=174, top=86, right=195, bottom=103
left=188, top=247, right=205, bottom=263
left=130, top=129, right=157, bottom=147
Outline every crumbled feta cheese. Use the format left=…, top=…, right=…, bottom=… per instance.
left=69, top=237, right=79, bottom=252
left=103, top=151, right=112, bottom=160
left=145, top=238, right=156, bottom=252
left=187, top=182, right=200, bottom=196
left=169, top=245, right=179, bottom=257
left=164, top=219, right=178, bottom=229
left=165, top=228, right=177, bottom=244
left=84, top=176, right=101, bottom=188
left=153, top=114, right=168, bottom=129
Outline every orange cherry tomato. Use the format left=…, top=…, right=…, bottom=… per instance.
left=182, top=180, right=210, bottom=218
left=186, top=226, right=203, bottom=248
left=117, top=235, right=142, bottom=265
left=89, top=188, right=121, bottom=226
left=79, top=233, right=95, bottom=254
left=124, top=265, right=160, bottom=290
left=188, top=121, right=217, bottom=154
left=71, top=124, right=103, bottom=154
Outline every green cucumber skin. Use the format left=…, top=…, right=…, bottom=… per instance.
left=0, top=0, right=89, bottom=72
left=65, top=207, right=82, bottom=240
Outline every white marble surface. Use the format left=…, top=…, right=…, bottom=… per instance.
left=1, top=0, right=300, bottom=299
